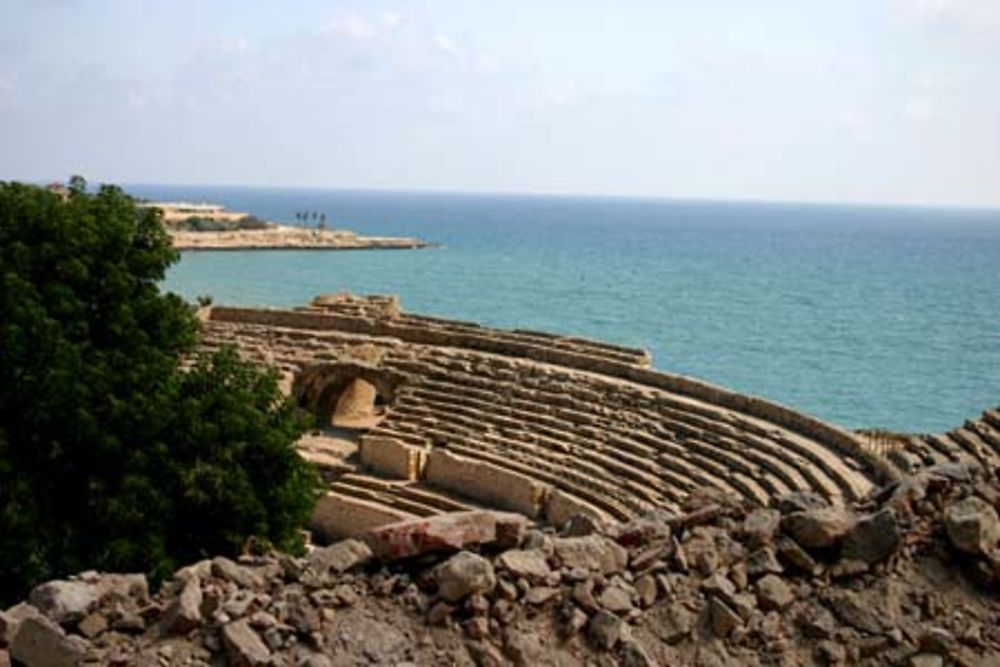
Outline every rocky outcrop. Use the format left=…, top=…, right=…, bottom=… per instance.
left=4, top=466, right=1000, bottom=666
left=170, top=225, right=430, bottom=251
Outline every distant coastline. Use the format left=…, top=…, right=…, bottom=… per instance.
left=170, top=225, right=432, bottom=251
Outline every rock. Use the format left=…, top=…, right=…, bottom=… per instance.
left=909, top=654, right=944, bottom=667
left=709, top=597, right=742, bottom=638
left=656, top=605, right=694, bottom=643
left=597, top=586, right=633, bottom=613
left=944, top=496, right=1000, bottom=556
left=588, top=610, right=625, bottom=650
left=616, top=513, right=672, bottom=547
left=842, top=508, right=902, bottom=564
left=435, top=551, right=497, bottom=603
left=755, top=574, right=794, bottom=611
left=307, top=538, right=373, bottom=576
left=28, top=574, right=147, bottom=625
left=8, top=615, right=85, bottom=667
left=826, top=591, right=884, bottom=634
left=572, top=580, right=599, bottom=612
left=464, top=616, right=489, bottom=639
left=221, top=619, right=271, bottom=666
left=496, top=549, right=552, bottom=580
left=211, top=557, right=264, bottom=589
left=525, top=586, right=560, bottom=605
left=799, top=604, right=837, bottom=639
left=782, top=507, right=856, bottom=549
left=636, top=574, right=658, bottom=608
left=777, top=490, right=829, bottom=514
left=620, top=637, right=658, bottom=667
left=552, top=535, right=628, bottom=574
left=427, top=601, right=455, bottom=626
left=700, top=573, right=737, bottom=602
left=743, top=509, right=782, bottom=547
left=465, top=639, right=505, bottom=667
left=168, top=577, right=203, bottom=633
left=747, top=546, right=784, bottom=577
left=683, top=529, right=720, bottom=575
left=364, top=511, right=528, bottom=560
left=776, top=536, right=819, bottom=574
left=504, top=632, right=545, bottom=666
left=563, top=514, right=603, bottom=537
left=77, top=611, right=108, bottom=638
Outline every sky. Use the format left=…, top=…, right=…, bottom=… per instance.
left=1, top=0, right=999, bottom=207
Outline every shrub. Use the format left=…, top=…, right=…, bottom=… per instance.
left=0, top=179, right=320, bottom=603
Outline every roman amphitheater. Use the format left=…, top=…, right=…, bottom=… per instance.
left=200, top=293, right=1000, bottom=541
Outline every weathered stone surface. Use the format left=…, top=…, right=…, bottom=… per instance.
left=709, top=597, right=742, bottom=638
left=552, top=535, right=628, bottom=574
left=743, top=508, right=782, bottom=547
left=435, top=551, right=497, bottom=602
left=364, top=511, right=528, bottom=560
left=496, top=549, right=552, bottom=580
left=755, top=574, right=794, bottom=611
left=842, top=508, right=902, bottom=564
left=222, top=619, right=271, bottom=666
left=212, top=557, right=264, bottom=589
left=9, top=615, right=85, bottom=667
left=76, top=611, right=108, bottom=639
left=597, top=586, right=633, bottom=613
left=588, top=610, right=625, bottom=650
left=826, top=591, right=884, bottom=634
left=944, top=496, right=1000, bottom=556
left=782, top=507, right=856, bottom=549
left=425, top=449, right=549, bottom=518
left=28, top=574, right=147, bottom=625
left=168, top=577, right=203, bottom=633
left=308, top=538, right=373, bottom=576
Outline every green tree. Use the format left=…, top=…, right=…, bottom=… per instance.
left=0, top=178, right=320, bottom=602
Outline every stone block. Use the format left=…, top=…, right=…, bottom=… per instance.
left=424, top=449, right=549, bottom=518
left=360, top=436, right=426, bottom=481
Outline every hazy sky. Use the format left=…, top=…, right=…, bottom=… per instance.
left=2, top=1, right=999, bottom=206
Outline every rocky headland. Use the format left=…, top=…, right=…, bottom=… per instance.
left=170, top=226, right=431, bottom=251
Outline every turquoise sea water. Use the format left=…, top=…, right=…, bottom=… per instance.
left=128, top=184, right=1000, bottom=434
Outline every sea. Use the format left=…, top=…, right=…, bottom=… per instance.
left=126, top=184, right=1000, bottom=434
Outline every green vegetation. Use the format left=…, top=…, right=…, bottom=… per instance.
left=0, top=179, right=320, bottom=603
left=172, top=215, right=271, bottom=232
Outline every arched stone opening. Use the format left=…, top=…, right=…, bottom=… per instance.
left=293, top=361, right=407, bottom=433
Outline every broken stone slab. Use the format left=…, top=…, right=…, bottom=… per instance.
left=495, top=549, right=552, bottom=581
left=8, top=615, right=86, bottom=667
left=166, top=577, right=203, bottom=634
left=28, top=573, right=148, bottom=625
left=222, top=618, right=271, bottom=667
left=842, top=508, right=903, bottom=565
left=307, top=538, right=373, bottom=576
left=781, top=507, right=856, bottom=550
left=211, top=557, right=265, bottom=590
left=435, top=551, right=497, bottom=603
left=944, top=496, right=1000, bottom=556
left=755, top=574, right=794, bottom=611
left=551, top=535, right=628, bottom=574
left=363, top=511, right=528, bottom=560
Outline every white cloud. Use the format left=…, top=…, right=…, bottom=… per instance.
left=433, top=34, right=460, bottom=57
left=895, top=0, right=1000, bottom=42
left=212, top=35, right=250, bottom=55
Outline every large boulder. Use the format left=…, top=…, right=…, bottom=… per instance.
left=842, top=508, right=902, bottom=564
left=435, top=551, right=497, bottom=603
left=945, top=496, right=1000, bottom=556
left=308, top=538, right=373, bottom=576
left=495, top=549, right=552, bottom=581
left=364, top=511, right=527, bottom=560
left=28, top=574, right=147, bottom=625
left=781, top=507, right=855, bottom=550
left=551, top=535, right=628, bottom=574
left=8, top=615, right=86, bottom=667
left=222, top=619, right=271, bottom=667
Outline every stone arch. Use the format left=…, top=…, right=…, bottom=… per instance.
left=293, top=361, right=407, bottom=429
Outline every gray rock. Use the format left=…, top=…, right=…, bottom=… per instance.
left=552, top=535, right=628, bottom=574
left=755, top=574, right=794, bottom=611
left=28, top=573, right=147, bottom=625
left=842, top=508, right=902, bottom=564
left=746, top=546, right=784, bottom=577
left=221, top=619, right=271, bottom=666
left=435, top=551, right=497, bottom=603
left=945, top=496, right=1000, bottom=556
left=709, top=597, right=742, bottom=638
left=743, top=508, right=782, bottom=547
left=307, top=538, right=373, bottom=576
left=168, top=577, right=203, bottom=633
left=9, top=615, right=85, bottom=667
left=588, top=610, right=625, bottom=650
left=496, top=549, right=552, bottom=580
left=597, top=586, right=633, bottom=613
left=620, top=637, right=659, bottom=667
left=636, top=574, right=658, bottom=608
left=827, top=591, right=884, bottom=634
left=504, top=632, right=545, bottom=666
left=782, top=507, right=856, bottom=549
left=211, top=557, right=264, bottom=589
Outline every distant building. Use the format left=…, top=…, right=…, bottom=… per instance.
left=136, top=201, right=249, bottom=224
left=46, top=182, right=71, bottom=200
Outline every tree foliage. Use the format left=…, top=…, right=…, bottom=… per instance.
left=0, top=179, right=320, bottom=602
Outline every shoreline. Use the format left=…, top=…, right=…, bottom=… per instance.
left=169, top=224, right=433, bottom=251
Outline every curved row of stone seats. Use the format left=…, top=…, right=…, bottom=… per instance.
left=200, top=297, right=895, bottom=537
left=888, top=408, right=1000, bottom=475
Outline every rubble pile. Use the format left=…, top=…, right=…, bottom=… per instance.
left=3, top=465, right=1000, bottom=666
